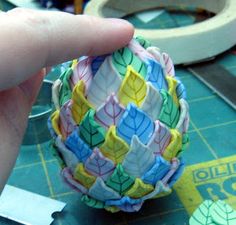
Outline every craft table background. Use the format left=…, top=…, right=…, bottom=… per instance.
left=0, top=1, right=236, bottom=224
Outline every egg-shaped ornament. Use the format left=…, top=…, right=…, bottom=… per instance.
left=48, top=37, right=190, bottom=213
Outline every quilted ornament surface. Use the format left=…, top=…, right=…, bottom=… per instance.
left=48, top=37, right=189, bottom=212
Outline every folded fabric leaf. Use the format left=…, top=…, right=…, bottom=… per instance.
left=52, top=79, right=62, bottom=110
left=50, top=110, right=61, bottom=136
left=168, top=158, right=185, bottom=187
left=142, top=156, right=171, bottom=185
left=146, top=59, right=168, bottom=91
left=176, top=99, right=190, bottom=134
left=88, top=177, right=121, bottom=202
left=106, top=164, right=135, bottom=195
left=95, top=94, right=125, bottom=128
left=162, top=52, right=175, bottom=77
left=176, top=77, right=187, bottom=99
left=91, top=55, right=107, bottom=75
left=122, top=136, right=155, bottom=178
left=125, top=178, right=153, bottom=199
left=148, top=121, right=171, bottom=155
left=141, top=83, right=163, bottom=120
left=163, top=129, right=182, bottom=161
left=59, top=67, right=73, bottom=106
left=135, top=36, right=151, bottom=49
left=112, top=47, right=147, bottom=78
left=81, top=195, right=105, bottom=209
left=59, top=100, right=77, bottom=139
left=79, top=109, right=106, bottom=148
left=71, top=56, right=93, bottom=92
left=128, top=39, right=154, bottom=62
left=71, top=80, right=94, bottom=125
left=189, top=200, right=215, bottom=225
left=62, top=167, right=88, bottom=194
left=84, top=148, right=115, bottom=180
left=65, top=130, right=92, bottom=163
left=74, top=163, right=96, bottom=189
left=55, top=136, right=78, bottom=170
left=87, top=56, right=122, bottom=108
left=166, top=76, right=179, bottom=107
left=162, top=158, right=180, bottom=185
left=100, top=126, right=129, bottom=164
left=159, top=90, right=180, bottom=128
left=210, top=200, right=236, bottom=225
left=141, top=180, right=170, bottom=201
left=118, top=65, right=147, bottom=107
left=117, top=202, right=143, bottom=213
left=117, top=103, right=154, bottom=145
left=105, top=196, right=142, bottom=207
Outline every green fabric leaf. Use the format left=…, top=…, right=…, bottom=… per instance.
left=59, top=67, right=73, bottom=106
left=79, top=109, right=106, bottom=148
left=106, top=164, right=135, bottom=195
left=135, top=36, right=151, bottom=49
left=81, top=195, right=105, bottom=209
left=210, top=200, right=236, bottom=225
left=189, top=200, right=215, bottom=225
left=112, top=47, right=147, bottom=78
left=159, top=90, right=180, bottom=128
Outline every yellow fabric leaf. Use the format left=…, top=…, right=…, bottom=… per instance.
left=105, top=206, right=120, bottom=213
left=166, top=76, right=179, bottom=107
left=100, top=126, right=129, bottom=164
left=163, top=129, right=182, bottom=161
left=71, top=81, right=93, bottom=124
left=125, top=178, right=154, bottom=199
left=152, top=189, right=172, bottom=199
left=51, top=110, right=61, bottom=136
left=74, top=163, right=96, bottom=189
left=118, top=65, right=147, bottom=107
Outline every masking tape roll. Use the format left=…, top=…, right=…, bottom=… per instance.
left=84, top=0, right=236, bottom=64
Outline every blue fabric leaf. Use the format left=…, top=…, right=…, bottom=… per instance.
left=176, top=77, right=187, bottom=99
left=65, top=129, right=92, bottom=163
left=105, top=196, right=142, bottom=207
left=91, top=55, right=108, bottom=76
left=168, top=158, right=185, bottom=187
left=142, top=156, right=171, bottom=185
left=146, top=59, right=168, bottom=91
left=117, top=202, right=143, bottom=212
left=117, top=103, right=155, bottom=145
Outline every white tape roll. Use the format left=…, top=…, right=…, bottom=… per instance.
left=84, top=0, right=236, bottom=64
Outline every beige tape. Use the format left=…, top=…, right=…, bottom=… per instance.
left=84, top=0, right=236, bottom=64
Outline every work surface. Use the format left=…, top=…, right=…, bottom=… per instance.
left=1, top=2, right=236, bottom=225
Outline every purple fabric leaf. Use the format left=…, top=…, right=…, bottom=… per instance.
left=95, top=93, right=125, bottom=128
left=148, top=121, right=171, bottom=155
left=71, top=56, right=93, bottom=92
left=85, top=148, right=115, bottom=180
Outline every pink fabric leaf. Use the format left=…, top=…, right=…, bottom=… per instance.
left=95, top=93, right=125, bottom=128
left=162, top=52, right=175, bottom=76
left=128, top=39, right=154, bottom=62
left=148, top=121, right=171, bottom=155
left=162, top=158, right=180, bottom=185
left=71, top=56, right=93, bottom=92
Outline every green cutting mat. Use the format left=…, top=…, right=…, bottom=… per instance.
left=1, top=3, right=236, bottom=225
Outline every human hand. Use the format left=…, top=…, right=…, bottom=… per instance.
left=0, top=8, right=134, bottom=191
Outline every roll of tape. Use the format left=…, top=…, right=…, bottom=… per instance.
left=84, top=0, right=236, bottom=64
